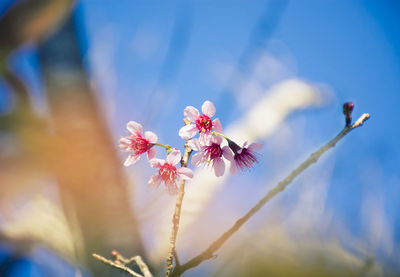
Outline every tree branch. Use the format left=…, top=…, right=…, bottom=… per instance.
left=166, top=140, right=193, bottom=276
left=93, top=252, right=153, bottom=277
left=92, top=254, right=143, bottom=277
left=171, top=113, right=370, bottom=277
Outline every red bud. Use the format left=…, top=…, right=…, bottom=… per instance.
left=343, top=102, right=354, bottom=126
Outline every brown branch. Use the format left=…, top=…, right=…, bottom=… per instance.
left=119, top=255, right=153, bottom=277
left=92, top=253, right=143, bottom=277
left=171, top=113, right=370, bottom=277
left=93, top=252, right=153, bottom=277
left=165, top=140, right=193, bottom=276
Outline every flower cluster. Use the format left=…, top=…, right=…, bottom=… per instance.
left=180, top=100, right=262, bottom=176
left=119, top=100, right=262, bottom=194
left=119, top=121, right=193, bottom=194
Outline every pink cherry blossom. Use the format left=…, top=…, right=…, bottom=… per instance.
left=189, top=136, right=231, bottom=177
left=119, top=121, right=158, bottom=166
left=148, top=149, right=194, bottom=194
left=224, top=140, right=262, bottom=174
left=178, top=100, right=223, bottom=141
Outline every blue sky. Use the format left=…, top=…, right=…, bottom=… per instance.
left=78, top=0, right=400, bottom=270
left=1, top=0, right=400, bottom=274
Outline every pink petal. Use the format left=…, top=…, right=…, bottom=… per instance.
left=184, top=106, right=200, bottom=122
left=188, top=138, right=202, bottom=151
left=234, top=141, right=247, bottom=154
left=119, top=137, right=132, bottom=149
left=179, top=124, right=199, bottom=139
left=127, top=121, right=143, bottom=136
left=124, top=154, right=140, bottom=166
left=165, top=180, right=179, bottom=195
left=230, top=161, right=238, bottom=175
left=201, top=100, right=216, bottom=117
left=199, top=133, right=212, bottom=145
left=211, top=135, right=223, bottom=145
left=212, top=118, right=223, bottom=133
left=146, top=147, right=156, bottom=160
left=144, top=131, right=158, bottom=143
left=148, top=174, right=162, bottom=188
left=248, top=143, right=263, bottom=152
left=166, top=149, right=182, bottom=165
left=222, top=146, right=233, bottom=161
left=177, top=167, right=194, bottom=180
left=191, top=152, right=205, bottom=167
left=213, top=158, right=225, bottom=177
left=149, top=158, right=164, bottom=168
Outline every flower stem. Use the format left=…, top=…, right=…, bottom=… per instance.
left=165, top=140, right=193, bottom=277
left=212, top=131, right=229, bottom=141
left=154, top=142, right=172, bottom=151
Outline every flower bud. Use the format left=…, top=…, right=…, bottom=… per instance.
left=343, top=102, right=354, bottom=126
left=227, top=139, right=242, bottom=154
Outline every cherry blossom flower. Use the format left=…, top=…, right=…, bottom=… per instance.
left=119, top=121, right=158, bottom=166
left=179, top=100, right=222, bottom=142
left=148, top=149, right=194, bottom=194
left=189, top=136, right=231, bottom=177
left=224, top=140, right=262, bottom=174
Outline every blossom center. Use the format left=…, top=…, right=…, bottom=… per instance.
left=159, top=163, right=178, bottom=182
left=195, top=114, right=213, bottom=133
left=130, top=136, right=152, bottom=154
left=205, top=143, right=222, bottom=160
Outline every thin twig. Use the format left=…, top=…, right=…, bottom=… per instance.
left=92, top=253, right=143, bottom=277
left=119, top=255, right=153, bottom=277
left=165, top=140, right=193, bottom=276
left=171, top=113, right=370, bottom=277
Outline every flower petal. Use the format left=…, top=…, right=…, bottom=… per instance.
left=191, top=152, right=205, bottom=167
left=201, top=100, right=216, bottom=117
left=148, top=174, right=162, bottom=188
left=179, top=124, right=198, bottom=139
left=144, top=131, right=158, bottom=143
left=177, top=167, right=194, bottom=180
left=230, top=160, right=238, bottom=175
left=188, top=138, right=202, bottom=151
left=149, top=158, right=164, bottom=168
left=184, top=106, right=200, bottom=122
left=222, top=146, right=233, bottom=161
left=248, top=143, right=263, bottom=152
left=165, top=180, right=178, bottom=195
left=199, top=133, right=212, bottom=145
left=211, top=135, right=223, bottom=145
left=146, top=147, right=156, bottom=160
left=166, top=149, right=182, bottom=165
left=119, top=137, right=132, bottom=149
left=124, top=154, right=140, bottom=166
left=212, top=118, right=222, bottom=133
left=127, top=121, right=143, bottom=136
left=213, top=158, right=225, bottom=177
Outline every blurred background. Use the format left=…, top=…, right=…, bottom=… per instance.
left=0, top=0, right=399, bottom=276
